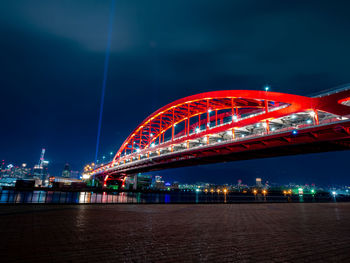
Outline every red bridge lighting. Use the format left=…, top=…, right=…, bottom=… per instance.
left=89, top=87, right=350, bottom=183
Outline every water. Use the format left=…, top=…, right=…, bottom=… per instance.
left=0, top=190, right=340, bottom=204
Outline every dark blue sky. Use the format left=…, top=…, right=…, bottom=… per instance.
left=1, top=0, right=349, bottom=185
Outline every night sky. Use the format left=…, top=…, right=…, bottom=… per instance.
left=1, top=0, right=350, bottom=186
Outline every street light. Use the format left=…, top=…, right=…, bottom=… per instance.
left=264, top=85, right=270, bottom=91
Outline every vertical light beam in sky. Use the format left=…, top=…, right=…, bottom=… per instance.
left=95, top=0, right=116, bottom=164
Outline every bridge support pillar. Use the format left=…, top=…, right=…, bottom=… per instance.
left=133, top=174, right=138, bottom=190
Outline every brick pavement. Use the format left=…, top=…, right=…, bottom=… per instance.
left=0, top=203, right=350, bottom=262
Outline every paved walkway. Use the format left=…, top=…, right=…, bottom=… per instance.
left=1, top=203, right=350, bottom=262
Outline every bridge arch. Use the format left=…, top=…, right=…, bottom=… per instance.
left=89, top=88, right=350, bottom=180
left=112, top=90, right=317, bottom=163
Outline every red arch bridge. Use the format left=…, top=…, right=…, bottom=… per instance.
left=89, top=87, right=350, bottom=186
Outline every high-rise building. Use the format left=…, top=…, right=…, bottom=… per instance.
left=62, top=163, right=71, bottom=178
left=33, top=149, right=49, bottom=184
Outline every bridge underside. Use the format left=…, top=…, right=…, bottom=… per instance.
left=102, top=122, right=350, bottom=180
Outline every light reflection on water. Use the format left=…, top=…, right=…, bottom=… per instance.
left=0, top=190, right=141, bottom=204
left=0, top=190, right=336, bottom=204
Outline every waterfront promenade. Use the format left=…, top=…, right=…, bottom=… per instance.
left=1, top=203, right=350, bottom=262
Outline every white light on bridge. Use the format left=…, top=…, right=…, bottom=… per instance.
left=82, top=174, right=91, bottom=180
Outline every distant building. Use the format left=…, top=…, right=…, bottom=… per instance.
left=155, top=176, right=162, bottom=183
left=136, top=174, right=152, bottom=190
left=70, top=170, right=80, bottom=179
left=33, top=149, right=49, bottom=185
left=256, top=178, right=263, bottom=188
left=0, top=160, right=5, bottom=175
left=0, top=162, right=32, bottom=180
left=123, top=174, right=152, bottom=190
left=171, top=181, right=179, bottom=190
left=62, top=163, right=71, bottom=178
left=13, top=163, right=31, bottom=179
left=33, top=162, right=48, bottom=183
left=153, top=176, right=165, bottom=190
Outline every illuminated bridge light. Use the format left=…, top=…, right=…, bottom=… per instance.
left=91, top=88, right=350, bottom=181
